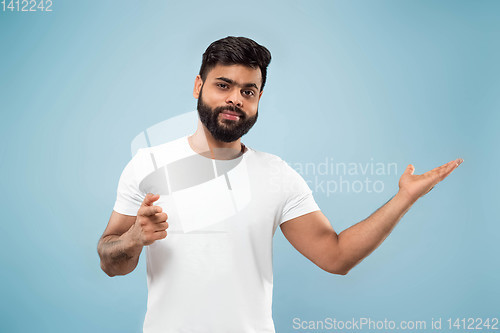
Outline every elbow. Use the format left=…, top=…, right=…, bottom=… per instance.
left=335, top=268, right=350, bottom=276
left=100, top=261, right=116, bottom=277
left=97, top=244, right=117, bottom=277
left=100, top=260, right=134, bottom=277
left=327, top=266, right=350, bottom=276
left=324, top=259, right=352, bottom=276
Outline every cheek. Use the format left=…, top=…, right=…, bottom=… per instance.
left=245, top=101, right=259, bottom=114
left=204, top=89, right=226, bottom=105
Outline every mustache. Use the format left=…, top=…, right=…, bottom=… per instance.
left=215, top=106, right=245, bottom=118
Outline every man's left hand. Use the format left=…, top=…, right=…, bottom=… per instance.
left=398, top=158, right=464, bottom=202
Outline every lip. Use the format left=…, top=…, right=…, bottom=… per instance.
left=221, top=113, right=240, bottom=121
left=221, top=110, right=242, bottom=117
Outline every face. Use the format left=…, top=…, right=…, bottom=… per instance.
left=194, top=64, right=263, bottom=143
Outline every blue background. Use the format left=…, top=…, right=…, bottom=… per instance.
left=1, top=0, right=499, bottom=332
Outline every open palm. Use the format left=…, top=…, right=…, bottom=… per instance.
left=398, top=158, right=463, bottom=201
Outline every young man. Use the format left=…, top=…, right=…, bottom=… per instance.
left=97, top=36, right=463, bottom=332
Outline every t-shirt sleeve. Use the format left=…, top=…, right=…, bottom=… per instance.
left=279, top=160, right=320, bottom=224
left=112, top=149, right=147, bottom=216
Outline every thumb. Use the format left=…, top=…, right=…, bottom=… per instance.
left=403, top=164, right=415, bottom=176
left=142, top=193, right=160, bottom=206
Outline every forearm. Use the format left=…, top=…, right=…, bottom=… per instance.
left=332, top=191, right=417, bottom=274
left=98, top=230, right=144, bottom=277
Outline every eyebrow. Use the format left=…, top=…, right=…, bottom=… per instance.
left=216, top=77, right=259, bottom=90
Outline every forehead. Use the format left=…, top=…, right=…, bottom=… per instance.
left=205, top=64, right=262, bottom=88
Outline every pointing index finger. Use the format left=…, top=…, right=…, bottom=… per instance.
left=142, top=193, right=160, bottom=207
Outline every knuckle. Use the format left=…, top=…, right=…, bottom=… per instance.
left=140, top=207, right=152, bottom=216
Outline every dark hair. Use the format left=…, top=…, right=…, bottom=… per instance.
left=199, top=36, right=272, bottom=91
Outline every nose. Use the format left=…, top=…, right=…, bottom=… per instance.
left=225, top=90, right=243, bottom=108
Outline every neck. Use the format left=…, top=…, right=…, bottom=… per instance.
left=188, top=119, right=246, bottom=160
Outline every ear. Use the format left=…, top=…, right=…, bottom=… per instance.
left=258, top=90, right=263, bottom=101
left=193, top=75, right=203, bottom=99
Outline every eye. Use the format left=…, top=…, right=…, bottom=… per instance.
left=242, top=90, right=255, bottom=97
left=217, top=83, right=229, bottom=89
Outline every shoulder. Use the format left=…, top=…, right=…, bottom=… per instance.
left=245, top=144, right=282, bottom=160
left=247, top=147, right=284, bottom=162
left=246, top=147, right=295, bottom=174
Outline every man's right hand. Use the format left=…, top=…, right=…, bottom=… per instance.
left=128, top=193, right=169, bottom=246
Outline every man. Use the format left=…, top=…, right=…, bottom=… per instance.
left=97, top=36, right=463, bottom=332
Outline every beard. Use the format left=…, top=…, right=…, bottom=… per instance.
left=197, top=88, right=258, bottom=143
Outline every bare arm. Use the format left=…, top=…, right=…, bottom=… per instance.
left=97, top=193, right=169, bottom=277
left=97, top=212, right=143, bottom=277
left=331, top=190, right=416, bottom=274
left=280, top=158, right=463, bottom=275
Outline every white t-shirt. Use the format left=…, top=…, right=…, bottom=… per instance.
left=113, top=135, right=320, bottom=333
